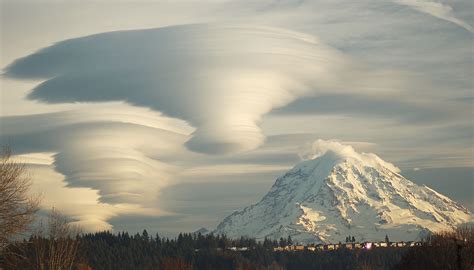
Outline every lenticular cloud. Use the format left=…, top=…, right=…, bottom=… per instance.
left=5, top=24, right=397, bottom=154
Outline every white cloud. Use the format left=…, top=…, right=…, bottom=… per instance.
left=302, top=139, right=401, bottom=173
left=2, top=107, right=191, bottom=215
left=393, top=0, right=473, bottom=32
left=17, top=152, right=171, bottom=231
left=4, top=24, right=407, bottom=155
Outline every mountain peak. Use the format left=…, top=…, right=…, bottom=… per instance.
left=300, top=140, right=400, bottom=174
left=193, top=227, right=210, bottom=235
left=215, top=141, right=472, bottom=243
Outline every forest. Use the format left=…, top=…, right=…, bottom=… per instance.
left=3, top=227, right=474, bottom=270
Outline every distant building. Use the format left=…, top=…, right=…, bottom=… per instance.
left=326, top=244, right=335, bottom=250
left=295, top=245, right=305, bottom=251
left=395, top=242, right=406, bottom=247
left=268, top=239, right=421, bottom=253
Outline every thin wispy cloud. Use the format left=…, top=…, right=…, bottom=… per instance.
left=393, top=0, right=473, bottom=32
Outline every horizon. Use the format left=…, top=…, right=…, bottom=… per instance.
left=1, top=0, right=473, bottom=240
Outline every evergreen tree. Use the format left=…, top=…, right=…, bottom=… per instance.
left=8, top=228, right=456, bottom=270
left=287, top=235, right=293, bottom=245
left=142, top=229, right=149, bottom=241
left=263, top=237, right=273, bottom=249
left=279, top=237, right=286, bottom=247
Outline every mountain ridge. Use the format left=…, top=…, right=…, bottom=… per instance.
left=214, top=141, right=473, bottom=243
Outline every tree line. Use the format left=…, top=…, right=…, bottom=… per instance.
left=6, top=228, right=473, bottom=270
left=4, top=230, right=409, bottom=270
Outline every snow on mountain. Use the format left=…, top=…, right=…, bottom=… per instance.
left=194, top=227, right=210, bottom=235
left=214, top=140, right=473, bottom=244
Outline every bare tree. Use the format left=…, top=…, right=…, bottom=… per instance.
left=396, top=225, right=474, bottom=270
left=32, top=208, right=81, bottom=270
left=0, top=147, right=40, bottom=254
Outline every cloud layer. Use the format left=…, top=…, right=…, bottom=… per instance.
left=1, top=105, right=190, bottom=208
left=1, top=0, right=472, bottom=234
left=4, top=24, right=407, bottom=154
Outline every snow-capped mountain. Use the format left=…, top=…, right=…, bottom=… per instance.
left=214, top=141, right=473, bottom=244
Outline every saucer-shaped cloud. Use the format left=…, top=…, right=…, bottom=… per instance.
left=1, top=106, right=190, bottom=206
left=4, top=24, right=401, bottom=154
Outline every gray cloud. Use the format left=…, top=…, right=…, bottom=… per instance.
left=403, top=167, right=474, bottom=211
left=271, top=93, right=469, bottom=125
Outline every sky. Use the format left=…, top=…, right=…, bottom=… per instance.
left=0, top=0, right=473, bottom=237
